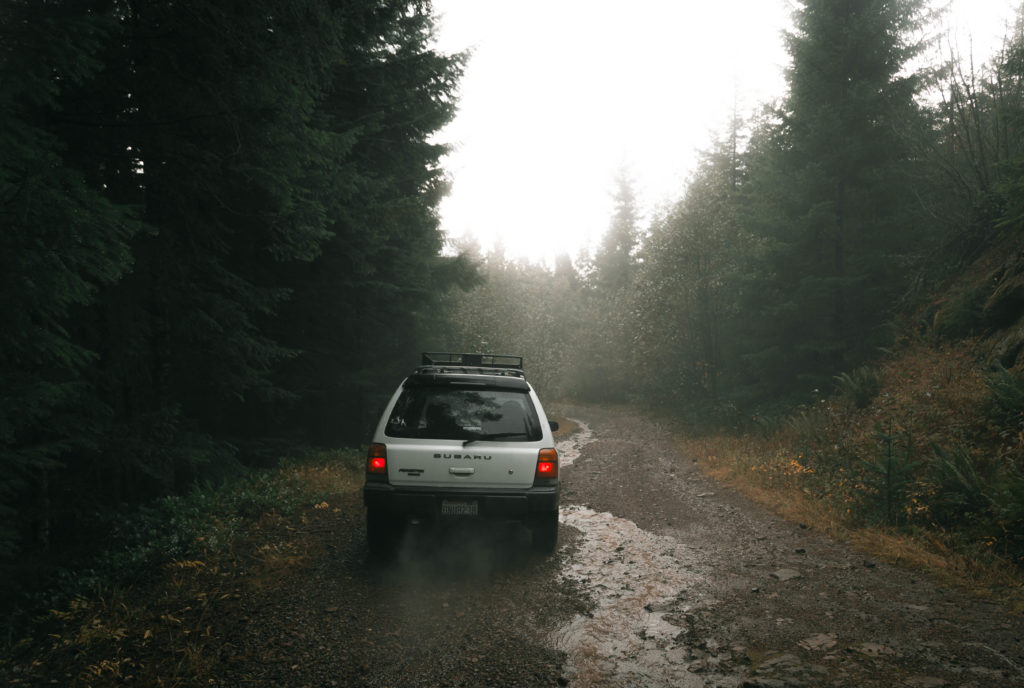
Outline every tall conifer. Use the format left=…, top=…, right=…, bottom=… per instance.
left=742, top=0, right=929, bottom=398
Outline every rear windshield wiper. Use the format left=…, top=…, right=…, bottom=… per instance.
left=463, top=432, right=526, bottom=447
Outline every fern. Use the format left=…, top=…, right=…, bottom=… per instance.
left=986, top=366, right=1024, bottom=441
left=834, top=366, right=882, bottom=409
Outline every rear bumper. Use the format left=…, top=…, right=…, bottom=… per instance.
left=363, top=482, right=559, bottom=520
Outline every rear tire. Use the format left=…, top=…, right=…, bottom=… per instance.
left=529, top=512, right=559, bottom=553
left=366, top=508, right=402, bottom=558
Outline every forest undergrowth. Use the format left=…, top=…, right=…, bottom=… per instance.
left=1, top=451, right=364, bottom=686
left=682, top=337, right=1024, bottom=612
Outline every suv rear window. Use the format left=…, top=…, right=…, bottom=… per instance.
left=384, top=384, right=542, bottom=441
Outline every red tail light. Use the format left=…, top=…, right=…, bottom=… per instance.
left=535, top=448, right=558, bottom=479
left=367, top=443, right=387, bottom=474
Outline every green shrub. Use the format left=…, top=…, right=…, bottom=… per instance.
left=923, top=444, right=994, bottom=527
left=933, top=287, right=988, bottom=339
left=986, top=366, right=1024, bottom=442
left=782, top=405, right=832, bottom=458
left=991, top=460, right=1024, bottom=564
left=6, top=451, right=353, bottom=640
left=834, top=366, right=882, bottom=409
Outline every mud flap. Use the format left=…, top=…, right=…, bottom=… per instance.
left=366, top=508, right=403, bottom=558
left=529, top=511, right=559, bottom=553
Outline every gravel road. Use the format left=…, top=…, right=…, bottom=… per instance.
left=552, top=405, right=1024, bottom=687
left=213, top=405, right=1023, bottom=687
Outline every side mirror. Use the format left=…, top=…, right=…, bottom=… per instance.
left=549, top=421, right=559, bottom=432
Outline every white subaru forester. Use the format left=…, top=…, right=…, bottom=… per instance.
left=363, top=353, right=560, bottom=555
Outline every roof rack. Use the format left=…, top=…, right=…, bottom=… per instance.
left=417, top=352, right=525, bottom=377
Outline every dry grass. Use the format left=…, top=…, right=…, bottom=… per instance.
left=285, top=454, right=363, bottom=495
left=693, top=435, right=1024, bottom=612
left=682, top=339, right=1024, bottom=613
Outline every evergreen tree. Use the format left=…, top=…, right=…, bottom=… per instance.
left=0, top=2, right=140, bottom=553
left=742, top=0, right=930, bottom=400
left=75, top=0, right=352, bottom=497
left=992, top=6, right=1024, bottom=234
left=0, top=0, right=465, bottom=557
left=265, top=0, right=466, bottom=443
left=904, top=3, right=1024, bottom=281
left=593, top=170, right=640, bottom=292
left=439, top=250, right=584, bottom=400
left=632, top=124, right=746, bottom=419
left=568, top=171, right=639, bottom=401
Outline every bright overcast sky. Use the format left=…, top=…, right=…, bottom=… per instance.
left=430, top=0, right=1019, bottom=266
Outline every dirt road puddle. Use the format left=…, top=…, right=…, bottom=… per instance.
left=556, top=418, right=593, bottom=467
left=554, top=421, right=716, bottom=687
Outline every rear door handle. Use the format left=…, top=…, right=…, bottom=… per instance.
left=449, top=467, right=475, bottom=475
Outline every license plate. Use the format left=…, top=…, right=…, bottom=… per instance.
left=441, top=500, right=478, bottom=517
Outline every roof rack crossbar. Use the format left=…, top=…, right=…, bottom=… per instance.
left=421, top=352, right=523, bottom=370
left=417, top=352, right=525, bottom=378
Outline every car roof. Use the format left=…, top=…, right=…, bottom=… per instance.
left=405, top=372, right=531, bottom=391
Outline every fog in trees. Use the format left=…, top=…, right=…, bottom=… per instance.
left=441, top=0, right=1024, bottom=427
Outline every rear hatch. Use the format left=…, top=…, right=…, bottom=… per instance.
left=386, top=439, right=540, bottom=489
left=381, top=374, right=543, bottom=490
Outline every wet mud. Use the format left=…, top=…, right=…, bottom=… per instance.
left=552, top=407, right=1024, bottom=688
left=555, top=504, right=708, bottom=687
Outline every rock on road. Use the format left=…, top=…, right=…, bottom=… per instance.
left=212, top=405, right=1023, bottom=687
